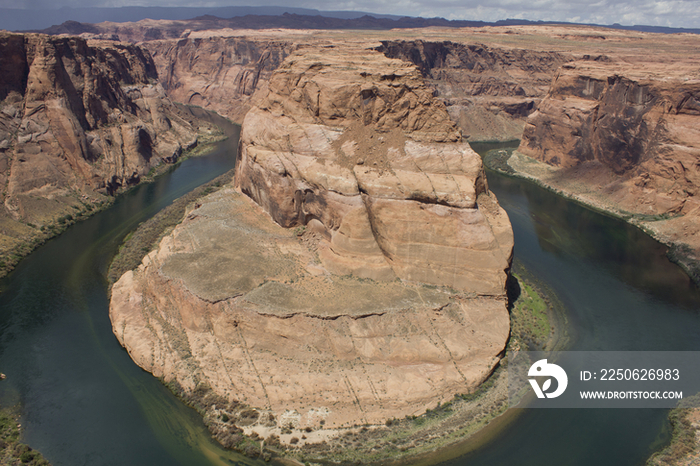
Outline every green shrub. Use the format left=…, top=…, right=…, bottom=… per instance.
left=20, top=449, right=36, bottom=463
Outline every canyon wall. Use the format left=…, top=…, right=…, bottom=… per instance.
left=110, top=45, right=513, bottom=439
left=94, top=29, right=569, bottom=141
left=143, top=36, right=296, bottom=123
left=377, top=40, right=569, bottom=141
left=0, top=32, right=199, bottom=256
left=517, top=60, right=700, bottom=252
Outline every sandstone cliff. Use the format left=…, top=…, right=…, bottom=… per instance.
left=64, top=25, right=569, bottom=143
left=110, top=45, right=513, bottom=441
left=377, top=40, right=569, bottom=141
left=516, top=59, right=700, bottom=255
left=144, top=36, right=296, bottom=123
left=237, top=45, right=513, bottom=293
left=0, top=32, right=198, bottom=261
left=143, top=35, right=567, bottom=141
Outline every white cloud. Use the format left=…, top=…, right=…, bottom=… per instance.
left=2, top=0, right=700, bottom=29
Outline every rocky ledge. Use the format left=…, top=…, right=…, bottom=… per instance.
left=237, top=45, right=513, bottom=294
left=0, top=32, right=201, bottom=265
left=515, top=57, right=700, bottom=272
left=110, top=45, right=513, bottom=445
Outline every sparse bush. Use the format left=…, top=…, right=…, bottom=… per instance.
left=243, top=444, right=260, bottom=458
left=107, top=170, right=232, bottom=285
left=20, top=449, right=36, bottom=463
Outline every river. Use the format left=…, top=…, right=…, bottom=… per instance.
left=0, top=132, right=698, bottom=465
left=0, top=111, right=263, bottom=466
left=453, top=142, right=700, bottom=466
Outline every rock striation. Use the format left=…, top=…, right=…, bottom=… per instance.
left=517, top=59, right=700, bottom=253
left=74, top=27, right=569, bottom=142
left=110, top=45, right=513, bottom=438
left=144, top=36, right=296, bottom=123
left=0, top=32, right=198, bottom=232
left=143, top=35, right=568, bottom=141
left=236, top=45, right=513, bottom=294
left=377, top=40, right=569, bottom=141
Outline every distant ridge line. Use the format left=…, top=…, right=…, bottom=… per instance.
left=4, top=6, right=698, bottom=36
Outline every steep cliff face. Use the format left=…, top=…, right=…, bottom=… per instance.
left=137, top=35, right=567, bottom=141
left=517, top=61, right=700, bottom=251
left=377, top=40, right=570, bottom=141
left=521, top=64, right=679, bottom=173
left=110, top=45, right=513, bottom=439
left=237, top=45, right=513, bottom=293
left=0, top=32, right=197, bottom=238
left=144, top=36, right=295, bottom=123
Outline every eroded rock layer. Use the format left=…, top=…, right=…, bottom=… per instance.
left=87, top=28, right=570, bottom=142
left=0, top=32, right=197, bottom=230
left=111, top=188, right=510, bottom=429
left=237, top=45, right=513, bottom=294
left=145, top=37, right=296, bottom=123
left=518, top=60, right=700, bottom=251
left=377, top=40, right=570, bottom=141
left=110, top=45, right=513, bottom=434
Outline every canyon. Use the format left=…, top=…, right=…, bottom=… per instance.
left=22, top=12, right=700, bottom=266
left=145, top=36, right=296, bottom=123
left=99, top=23, right=700, bottom=462
left=515, top=49, right=700, bottom=274
left=4, top=17, right=700, bottom=465
left=0, top=31, right=214, bottom=274
left=84, top=23, right=700, bottom=269
left=142, top=32, right=565, bottom=142
left=56, top=23, right=569, bottom=143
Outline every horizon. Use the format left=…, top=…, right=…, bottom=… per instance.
left=0, top=1, right=698, bottom=30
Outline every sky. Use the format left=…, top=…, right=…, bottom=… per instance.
left=3, top=0, right=700, bottom=29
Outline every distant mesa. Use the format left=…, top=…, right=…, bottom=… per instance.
left=10, top=8, right=700, bottom=37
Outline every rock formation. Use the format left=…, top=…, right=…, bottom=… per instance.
left=237, top=45, right=513, bottom=294
left=144, top=36, right=295, bottom=123
left=54, top=23, right=569, bottom=142
left=376, top=40, right=569, bottom=141
left=0, top=32, right=198, bottom=250
left=142, top=35, right=567, bottom=141
left=110, top=45, right=513, bottom=437
left=517, top=58, right=700, bottom=252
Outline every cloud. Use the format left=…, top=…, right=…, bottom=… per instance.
left=328, top=0, right=700, bottom=27
left=1, top=0, right=699, bottom=29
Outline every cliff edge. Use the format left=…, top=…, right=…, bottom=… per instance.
left=515, top=57, right=700, bottom=269
left=0, top=32, right=199, bottom=263
left=109, top=45, right=513, bottom=447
